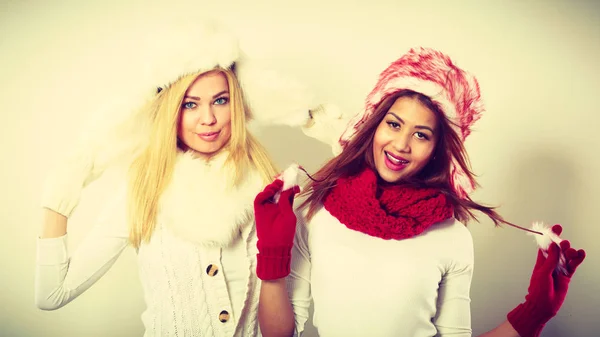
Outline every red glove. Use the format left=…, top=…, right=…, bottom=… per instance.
left=254, top=179, right=301, bottom=280
left=507, top=224, right=586, bottom=337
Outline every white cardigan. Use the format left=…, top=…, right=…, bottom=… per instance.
left=35, top=151, right=265, bottom=337
left=287, top=208, right=475, bottom=337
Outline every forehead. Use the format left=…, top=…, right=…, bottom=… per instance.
left=388, top=96, right=437, bottom=127
left=186, top=71, right=229, bottom=97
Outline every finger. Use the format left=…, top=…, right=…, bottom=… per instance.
left=541, top=242, right=560, bottom=275
left=278, top=187, right=299, bottom=212
left=551, top=224, right=563, bottom=236
left=567, top=249, right=586, bottom=274
left=564, top=247, right=579, bottom=260
left=533, top=249, right=547, bottom=271
left=287, top=186, right=301, bottom=202
left=254, top=180, right=283, bottom=205
left=559, top=240, right=571, bottom=252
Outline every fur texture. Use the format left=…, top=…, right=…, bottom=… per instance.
left=158, top=151, right=263, bottom=247
left=530, top=222, right=568, bottom=275
left=45, top=17, right=333, bottom=216
left=140, top=17, right=240, bottom=90
left=273, top=163, right=301, bottom=203
left=339, top=47, right=484, bottom=198
left=301, top=103, right=346, bottom=155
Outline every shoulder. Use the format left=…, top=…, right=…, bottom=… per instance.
left=427, top=218, right=474, bottom=263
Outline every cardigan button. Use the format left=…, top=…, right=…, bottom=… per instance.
left=219, top=310, right=230, bottom=323
left=206, top=264, right=219, bottom=276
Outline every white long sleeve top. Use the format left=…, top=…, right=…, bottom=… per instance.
left=36, top=151, right=265, bottom=337
left=287, top=208, right=474, bottom=337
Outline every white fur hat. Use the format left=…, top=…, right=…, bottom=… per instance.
left=77, top=17, right=322, bottom=171
left=42, top=17, right=325, bottom=217
left=139, top=17, right=318, bottom=127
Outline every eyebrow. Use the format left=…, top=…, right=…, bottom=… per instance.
left=184, top=90, right=230, bottom=101
left=387, top=112, right=435, bottom=134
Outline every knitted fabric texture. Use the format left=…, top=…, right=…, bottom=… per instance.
left=323, top=168, right=454, bottom=240
left=338, top=47, right=484, bottom=198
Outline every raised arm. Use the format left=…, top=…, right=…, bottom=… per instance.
left=254, top=179, right=303, bottom=337
left=35, top=192, right=129, bottom=310
left=477, top=225, right=586, bottom=337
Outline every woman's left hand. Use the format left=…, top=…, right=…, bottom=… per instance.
left=507, top=224, right=586, bottom=337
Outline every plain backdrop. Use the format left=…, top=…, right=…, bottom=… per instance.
left=1, top=0, right=599, bottom=336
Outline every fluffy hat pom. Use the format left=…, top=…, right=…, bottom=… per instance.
left=273, top=163, right=301, bottom=203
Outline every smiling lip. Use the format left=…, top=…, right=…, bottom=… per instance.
left=197, top=131, right=220, bottom=141
left=384, top=151, right=409, bottom=171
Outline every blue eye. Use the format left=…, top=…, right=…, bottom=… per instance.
left=182, top=102, right=196, bottom=109
left=214, top=97, right=229, bottom=105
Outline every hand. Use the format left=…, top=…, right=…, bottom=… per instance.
left=551, top=225, right=586, bottom=277
left=507, top=224, right=586, bottom=337
left=254, top=179, right=301, bottom=280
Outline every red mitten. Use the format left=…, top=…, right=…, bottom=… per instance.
left=254, top=179, right=301, bottom=280
left=507, top=225, right=586, bottom=337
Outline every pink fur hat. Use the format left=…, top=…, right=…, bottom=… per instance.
left=339, top=47, right=484, bottom=198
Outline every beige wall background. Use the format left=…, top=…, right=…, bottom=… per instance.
left=1, top=0, right=599, bottom=336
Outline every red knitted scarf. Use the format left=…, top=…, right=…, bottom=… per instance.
left=323, top=168, right=454, bottom=240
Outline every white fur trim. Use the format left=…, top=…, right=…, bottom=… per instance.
left=368, top=77, right=458, bottom=121
left=159, top=151, right=263, bottom=247
left=341, top=77, right=458, bottom=145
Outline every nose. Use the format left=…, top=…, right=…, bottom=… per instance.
left=198, top=105, right=217, bottom=126
left=392, top=133, right=411, bottom=153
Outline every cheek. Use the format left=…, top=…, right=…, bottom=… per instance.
left=415, top=143, right=436, bottom=165
left=372, top=125, right=387, bottom=152
left=216, top=107, right=232, bottom=126
left=178, top=110, right=197, bottom=132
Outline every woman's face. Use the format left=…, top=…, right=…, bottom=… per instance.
left=177, top=71, right=232, bottom=159
left=372, top=96, right=438, bottom=183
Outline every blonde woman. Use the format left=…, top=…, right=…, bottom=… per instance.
left=35, top=20, right=327, bottom=337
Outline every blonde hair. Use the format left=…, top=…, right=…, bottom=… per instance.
left=127, top=67, right=278, bottom=248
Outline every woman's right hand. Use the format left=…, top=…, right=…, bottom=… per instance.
left=254, top=179, right=300, bottom=280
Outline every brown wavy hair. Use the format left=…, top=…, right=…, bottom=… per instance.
left=299, top=90, right=514, bottom=228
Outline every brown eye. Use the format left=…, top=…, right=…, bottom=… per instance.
left=387, top=121, right=400, bottom=129
left=415, top=132, right=429, bottom=140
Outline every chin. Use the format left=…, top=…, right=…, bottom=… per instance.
left=376, top=169, right=401, bottom=184
left=376, top=163, right=414, bottom=184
